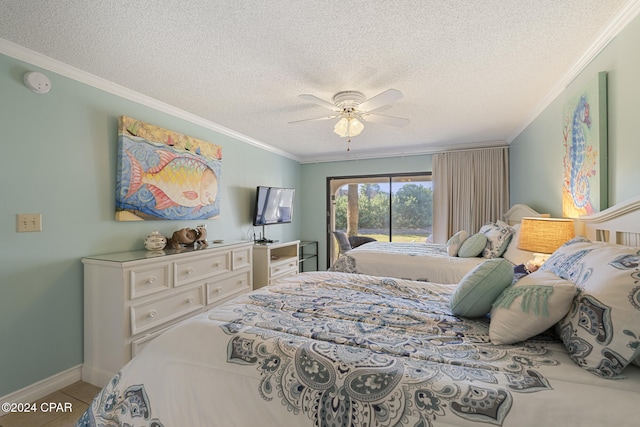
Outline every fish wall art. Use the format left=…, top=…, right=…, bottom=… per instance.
left=116, top=116, right=222, bottom=221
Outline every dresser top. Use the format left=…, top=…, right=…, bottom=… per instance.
left=83, top=240, right=252, bottom=263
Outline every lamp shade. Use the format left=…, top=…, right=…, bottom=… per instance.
left=517, top=217, right=575, bottom=254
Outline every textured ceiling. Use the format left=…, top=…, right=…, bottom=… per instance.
left=0, top=0, right=637, bottom=162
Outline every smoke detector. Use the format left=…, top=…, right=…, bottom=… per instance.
left=23, top=72, right=51, bottom=94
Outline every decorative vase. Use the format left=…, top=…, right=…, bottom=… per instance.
left=144, top=231, right=167, bottom=250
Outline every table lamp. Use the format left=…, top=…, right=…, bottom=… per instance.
left=517, top=217, right=576, bottom=266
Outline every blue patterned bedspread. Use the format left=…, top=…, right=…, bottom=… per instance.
left=77, top=271, right=640, bottom=427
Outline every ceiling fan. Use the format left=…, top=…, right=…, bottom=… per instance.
left=289, top=89, right=409, bottom=149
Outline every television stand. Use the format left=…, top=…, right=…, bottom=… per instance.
left=253, top=240, right=300, bottom=289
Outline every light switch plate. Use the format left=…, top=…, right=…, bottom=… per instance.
left=17, top=214, right=42, bottom=232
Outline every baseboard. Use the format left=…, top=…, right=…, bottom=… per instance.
left=0, top=365, right=82, bottom=408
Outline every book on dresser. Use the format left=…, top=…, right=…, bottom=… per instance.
left=82, top=240, right=253, bottom=387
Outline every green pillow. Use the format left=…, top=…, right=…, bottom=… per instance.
left=457, top=233, right=487, bottom=258
left=449, top=258, right=514, bottom=317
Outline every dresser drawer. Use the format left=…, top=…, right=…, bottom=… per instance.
left=232, top=247, right=252, bottom=270
left=174, top=253, right=230, bottom=287
left=270, top=259, right=298, bottom=279
left=206, top=271, right=251, bottom=305
left=131, top=325, right=173, bottom=358
left=130, top=287, right=203, bottom=335
left=129, top=265, right=171, bottom=300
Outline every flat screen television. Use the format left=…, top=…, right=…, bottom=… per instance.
left=252, top=186, right=295, bottom=226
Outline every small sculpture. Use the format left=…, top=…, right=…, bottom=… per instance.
left=167, top=228, right=198, bottom=249
left=194, top=226, right=208, bottom=246
left=144, top=231, right=167, bottom=250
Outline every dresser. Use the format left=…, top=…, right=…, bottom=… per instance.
left=253, top=240, right=299, bottom=289
left=82, top=240, right=253, bottom=387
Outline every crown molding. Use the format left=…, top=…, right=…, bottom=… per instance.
left=298, top=140, right=508, bottom=164
left=3, top=0, right=638, bottom=165
left=506, top=0, right=640, bottom=143
left=0, top=38, right=301, bottom=163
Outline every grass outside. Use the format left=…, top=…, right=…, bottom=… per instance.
left=359, top=233, right=428, bottom=243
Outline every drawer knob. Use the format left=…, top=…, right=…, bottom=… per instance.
left=147, top=310, right=157, bottom=319
left=214, top=262, right=221, bottom=267
left=238, top=279, right=245, bottom=286
left=214, top=287, right=222, bottom=293
left=186, top=297, right=195, bottom=304
left=186, top=268, right=194, bottom=275
left=147, top=277, right=156, bottom=285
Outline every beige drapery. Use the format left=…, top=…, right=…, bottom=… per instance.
left=432, top=147, right=509, bottom=243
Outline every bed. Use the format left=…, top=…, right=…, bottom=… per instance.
left=329, top=204, right=545, bottom=282
left=76, top=197, right=640, bottom=427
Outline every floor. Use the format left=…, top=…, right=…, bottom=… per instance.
left=0, top=381, right=101, bottom=427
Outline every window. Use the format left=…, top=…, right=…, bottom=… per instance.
left=327, top=173, right=432, bottom=265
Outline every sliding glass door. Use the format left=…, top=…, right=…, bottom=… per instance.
left=327, top=173, right=432, bottom=266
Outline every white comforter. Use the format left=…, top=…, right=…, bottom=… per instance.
left=77, top=271, right=640, bottom=427
left=331, top=241, right=485, bottom=282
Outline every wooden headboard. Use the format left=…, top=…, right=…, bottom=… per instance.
left=502, top=204, right=549, bottom=226
left=579, top=195, right=640, bottom=246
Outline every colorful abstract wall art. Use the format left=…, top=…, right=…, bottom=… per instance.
left=116, top=116, right=222, bottom=221
left=562, top=72, right=608, bottom=218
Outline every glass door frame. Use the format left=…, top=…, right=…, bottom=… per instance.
left=325, top=171, right=432, bottom=268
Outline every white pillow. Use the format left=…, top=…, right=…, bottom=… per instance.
left=546, top=240, right=640, bottom=377
left=502, top=224, right=535, bottom=265
left=489, top=269, right=577, bottom=345
left=446, top=230, right=468, bottom=256
left=479, top=222, right=515, bottom=259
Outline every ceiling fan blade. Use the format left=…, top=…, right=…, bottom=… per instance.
left=298, top=94, right=337, bottom=110
left=358, top=89, right=403, bottom=112
left=288, top=114, right=338, bottom=124
left=361, top=113, right=409, bottom=127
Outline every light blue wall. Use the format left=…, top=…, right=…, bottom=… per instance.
left=510, top=14, right=640, bottom=215
left=300, top=155, right=432, bottom=268
left=0, top=53, right=300, bottom=396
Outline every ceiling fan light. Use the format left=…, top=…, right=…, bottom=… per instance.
left=333, top=117, right=364, bottom=137
left=348, top=117, right=364, bottom=136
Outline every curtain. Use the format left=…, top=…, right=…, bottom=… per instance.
left=432, top=147, right=509, bottom=243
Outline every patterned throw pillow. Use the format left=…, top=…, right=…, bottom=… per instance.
left=479, top=222, right=515, bottom=258
left=489, top=269, right=577, bottom=345
left=543, top=239, right=640, bottom=377
left=501, top=224, right=535, bottom=265
left=446, top=230, right=469, bottom=256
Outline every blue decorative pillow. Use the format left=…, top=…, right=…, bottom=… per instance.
left=512, top=264, right=531, bottom=284
left=446, top=230, right=468, bottom=256
left=457, top=233, right=487, bottom=258
left=449, top=258, right=514, bottom=317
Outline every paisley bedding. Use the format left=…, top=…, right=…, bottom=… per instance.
left=330, top=241, right=484, bottom=282
left=77, top=271, right=639, bottom=427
